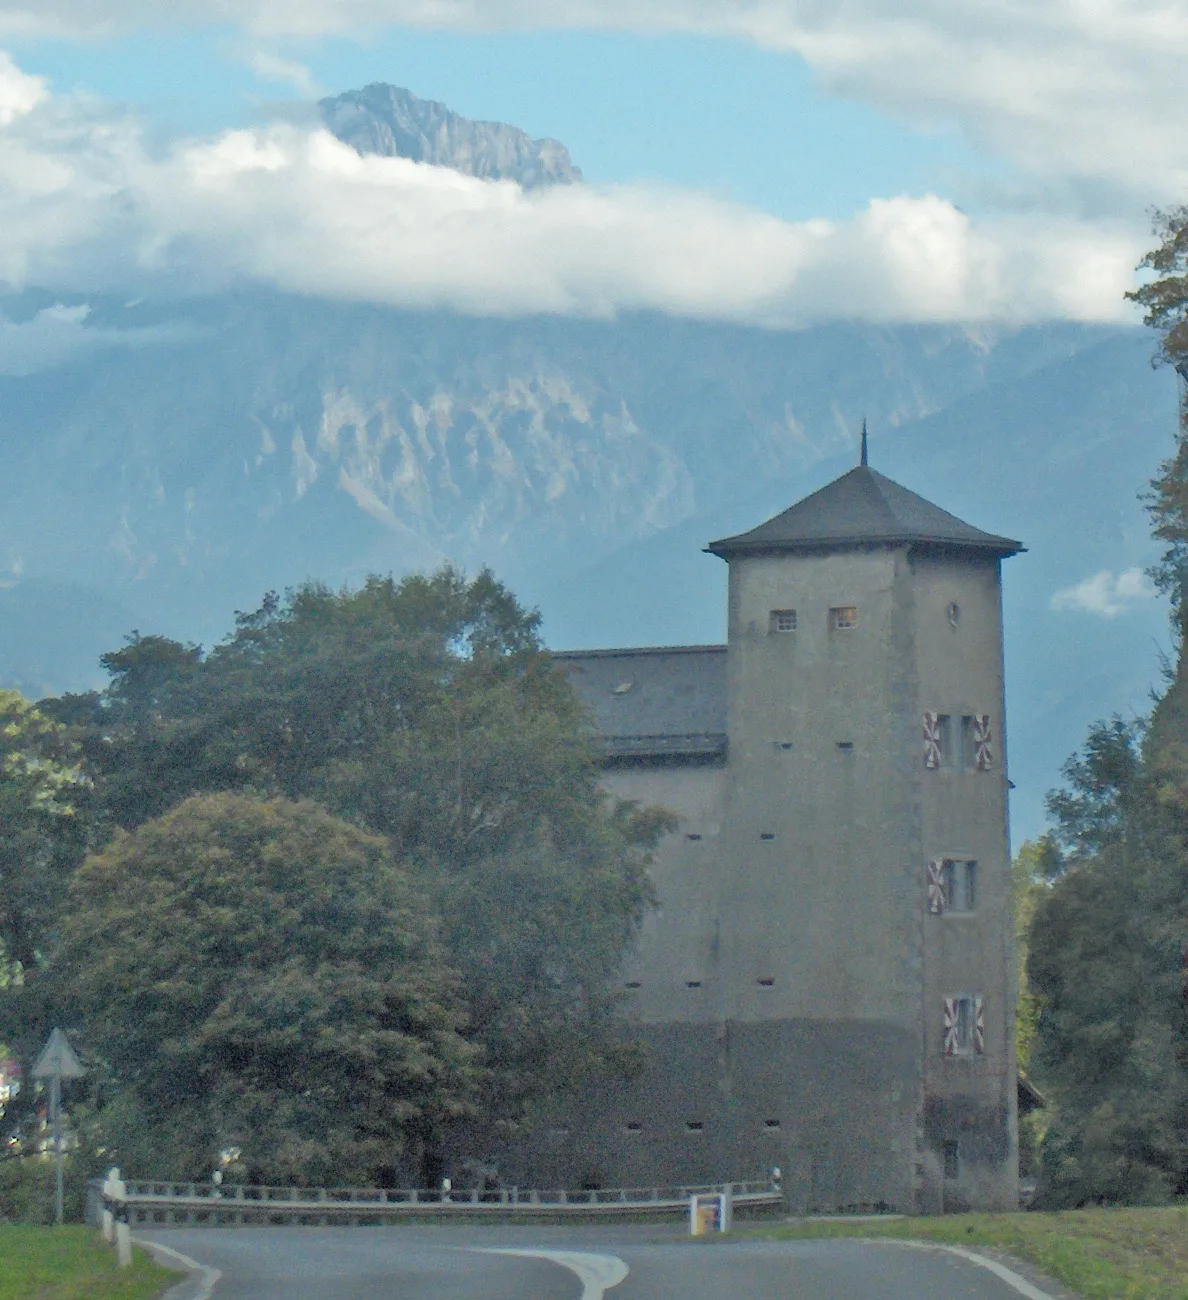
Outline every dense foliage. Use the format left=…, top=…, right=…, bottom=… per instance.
left=57, top=794, right=477, bottom=1184
left=0, top=691, right=89, bottom=980
left=1023, top=212, right=1188, bottom=1207
left=1, top=567, right=666, bottom=1187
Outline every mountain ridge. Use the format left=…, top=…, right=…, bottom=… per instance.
left=319, top=83, right=583, bottom=187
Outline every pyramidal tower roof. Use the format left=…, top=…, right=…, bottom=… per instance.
left=707, top=464, right=1023, bottom=559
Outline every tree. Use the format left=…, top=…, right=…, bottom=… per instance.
left=1129, top=209, right=1188, bottom=631
left=52, top=566, right=667, bottom=1155
left=0, top=690, right=89, bottom=979
left=1043, top=716, right=1144, bottom=868
left=53, top=793, right=478, bottom=1185
left=1026, top=710, right=1188, bottom=1206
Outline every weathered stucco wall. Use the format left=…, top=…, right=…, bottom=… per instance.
left=911, top=550, right=1018, bottom=1212
left=502, top=539, right=1017, bottom=1213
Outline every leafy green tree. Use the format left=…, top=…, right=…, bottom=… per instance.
left=1044, top=716, right=1144, bottom=867
left=51, top=567, right=667, bottom=1158
left=0, top=690, right=89, bottom=979
left=53, top=793, right=478, bottom=1185
left=1027, top=709, right=1188, bottom=1205
left=1129, top=208, right=1188, bottom=630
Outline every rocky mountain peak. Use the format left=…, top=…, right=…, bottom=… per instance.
left=318, top=84, right=582, bottom=189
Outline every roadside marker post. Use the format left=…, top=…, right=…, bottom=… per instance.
left=688, top=1188, right=732, bottom=1235
left=32, top=1029, right=85, bottom=1227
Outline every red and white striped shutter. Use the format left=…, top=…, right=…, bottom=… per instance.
left=974, top=997, right=985, bottom=1054
left=973, top=714, right=993, bottom=770
left=927, top=860, right=946, bottom=914
left=923, top=712, right=941, bottom=769
left=943, top=998, right=959, bottom=1055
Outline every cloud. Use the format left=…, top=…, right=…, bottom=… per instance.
left=1050, top=567, right=1156, bottom=618
left=0, top=303, right=197, bottom=375
left=0, top=3, right=1183, bottom=210
left=247, top=52, right=324, bottom=98
left=0, top=60, right=1145, bottom=327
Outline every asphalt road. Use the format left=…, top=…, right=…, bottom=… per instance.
left=139, top=1223, right=1058, bottom=1300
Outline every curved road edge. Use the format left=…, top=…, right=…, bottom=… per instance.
left=859, top=1239, right=1061, bottom=1300
left=133, top=1237, right=223, bottom=1300
left=473, top=1248, right=630, bottom=1299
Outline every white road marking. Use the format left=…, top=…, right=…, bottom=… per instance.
left=475, top=1248, right=630, bottom=1298
left=132, top=1237, right=223, bottom=1300
left=867, top=1238, right=1061, bottom=1300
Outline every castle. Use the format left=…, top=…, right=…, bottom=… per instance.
left=512, top=446, right=1023, bottom=1214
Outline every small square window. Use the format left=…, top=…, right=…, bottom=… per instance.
left=830, top=606, right=858, bottom=630
left=770, top=609, right=798, bottom=633
left=686, top=832, right=703, bottom=841
left=942, top=859, right=977, bottom=912
left=764, top=1119, right=781, bottom=1130
left=756, top=977, right=775, bottom=987
left=942, top=1140, right=960, bottom=1179
left=686, top=980, right=703, bottom=988
left=624, top=980, right=641, bottom=989
left=625, top=1122, right=643, bottom=1135
left=685, top=1120, right=705, bottom=1133
left=760, top=832, right=776, bottom=841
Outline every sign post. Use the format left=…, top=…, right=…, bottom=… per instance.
left=32, top=1029, right=85, bottom=1226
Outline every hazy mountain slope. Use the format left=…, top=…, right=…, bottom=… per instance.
left=319, top=84, right=582, bottom=187
left=532, top=327, right=1177, bottom=838
left=0, top=290, right=1177, bottom=838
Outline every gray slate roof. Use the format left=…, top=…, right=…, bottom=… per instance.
left=554, top=645, right=727, bottom=759
left=707, top=466, right=1023, bottom=558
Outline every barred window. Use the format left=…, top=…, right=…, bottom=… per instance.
left=830, top=606, right=858, bottom=630
left=770, top=608, right=797, bottom=633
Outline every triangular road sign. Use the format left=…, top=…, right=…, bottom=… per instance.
left=32, top=1028, right=85, bottom=1080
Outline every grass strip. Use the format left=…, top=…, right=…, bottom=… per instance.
left=0, top=1225, right=176, bottom=1300
left=749, top=1205, right=1188, bottom=1300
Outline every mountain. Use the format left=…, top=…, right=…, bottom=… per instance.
left=0, top=284, right=1178, bottom=841
left=319, top=84, right=582, bottom=187
left=0, top=83, right=1180, bottom=841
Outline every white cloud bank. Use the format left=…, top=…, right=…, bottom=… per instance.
left=0, top=2, right=1183, bottom=209
left=0, top=55, right=1145, bottom=326
left=1051, top=567, right=1155, bottom=618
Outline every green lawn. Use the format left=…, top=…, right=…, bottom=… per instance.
left=751, top=1205, right=1188, bottom=1300
left=0, top=1227, right=175, bottom=1300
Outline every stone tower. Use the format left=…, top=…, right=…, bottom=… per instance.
left=509, top=457, right=1023, bottom=1214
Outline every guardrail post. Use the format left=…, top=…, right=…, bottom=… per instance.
left=100, top=1167, right=121, bottom=1244
left=115, top=1202, right=132, bottom=1269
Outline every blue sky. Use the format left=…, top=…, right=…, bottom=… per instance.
left=0, top=3, right=1175, bottom=328
left=8, top=26, right=993, bottom=224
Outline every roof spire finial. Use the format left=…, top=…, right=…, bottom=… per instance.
left=860, top=417, right=868, bottom=467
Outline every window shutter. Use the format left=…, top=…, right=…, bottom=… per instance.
left=943, top=998, right=959, bottom=1055
left=974, top=997, right=985, bottom=1054
left=927, top=859, right=946, bottom=914
left=973, top=714, right=993, bottom=770
left=923, top=712, right=941, bottom=769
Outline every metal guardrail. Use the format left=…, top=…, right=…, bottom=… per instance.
left=95, top=1174, right=784, bottom=1227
